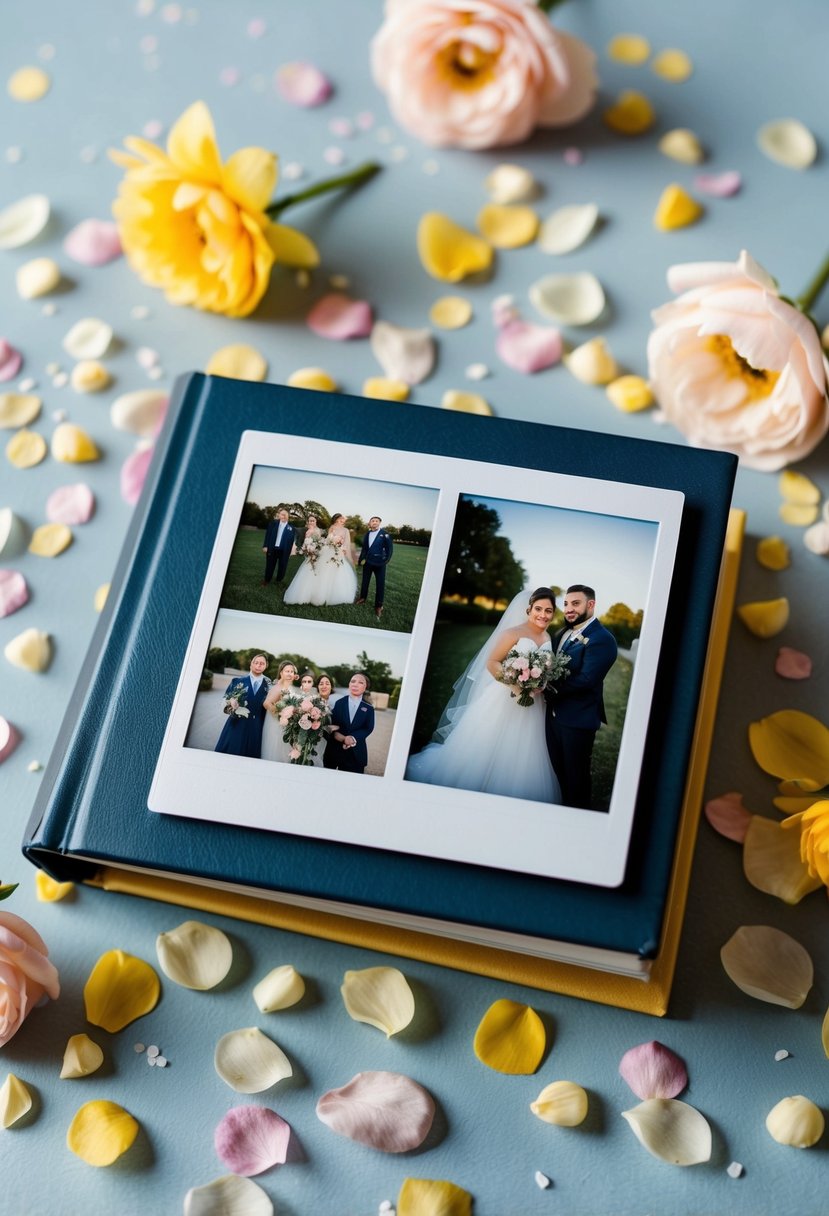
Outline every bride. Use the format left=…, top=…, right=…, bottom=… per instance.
left=261, top=660, right=299, bottom=763
left=283, top=512, right=357, bottom=606
left=405, top=587, right=561, bottom=803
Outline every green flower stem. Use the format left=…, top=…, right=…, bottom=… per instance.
left=266, top=161, right=381, bottom=219
left=537, top=0, right=569, bottom=12
left=796, top=250, right=829, bottom=314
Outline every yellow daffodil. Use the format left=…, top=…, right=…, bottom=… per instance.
left=782, top=800, right=829, bottom=886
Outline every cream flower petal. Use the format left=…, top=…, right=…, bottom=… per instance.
left=0, top=194, right=50, bottom=249
left=316, top=1070, right=434, bottom=1152
left=720, top=925, right=813, bottom=1008
left=110, top=389, right=168, bottom=437
left=286, top=367, right=338, bottom=392
left=530, top=272, right=605, bottom=325
left=766, top=1096, right=825, bottom=1147
left=184, top=1175, right=273, bottom=1216
left=60, top=1033, right=104, bottom=1079
left=622, top=1098, right=712, bottom=1165
left=417, top=213, right=493, bottom=283
left=779, top=469, right=821, bottom=505
left=253, top=965, right=305, bottom=1013
left=340, top=966, right=415, bottom=1037
left=565, top=336, right=619, bottom=385
left=166, top=101, right=222, bottom=181
left=0, top=393, right=41, bottom=428
left=363, top=377, right=410, bottom=401
left=484, top=164, right=539, bottom=205
left=652, top=49, right=693, bottom=83
left=156, top=920, right=233, bottom=990
left=704, top=792, right=751, bottom=842
left=822, top=1007, right=829, bottom=1058
left=0, top=509, right=27, bottom=558
left=62, top=318, right=113, bottom=360
left=214, top=1106, right=291, bottom=1176
left=4, top=627, right=52, bottom=672
left=223, top=148, right=277, bottom=213
left=441, top=389, right=493, bottom=415
left=530, top=1080, right=589, bottom=1126
left=736, top=597, right=790, bottom=638
left=779, top=503, right=819, bottom=526
left=743, top=816, right=823, bottom=904
left=757, top=119, right=818, bottom=170
left=658, top=128, right=705, bottom=164
left=473, top=998, right=545, bottom=1074
left=16, top=256, right=61, bottom=299
left=371, top=321, right=435, bottom=385
left=538, top=204, right=599, bottom=255
left=205, top=344, right=268, bottom=382
left=51, top=423, right=100, bottom=463
left=429, top=296, right=472, bottom=330
left=6, top=428, right=46, bottom=467
left=214, top=1028, right=292, bottom=1094
left=748, top=710, right=829, bottom=790
left=619, top=1041, right=688, bottom=1100
left=83, top=950, right=161, bottom=1032
left=307, top=293, right=373, bottom=340
left=66, top=1100, right=139, bottom=1167
left=70, top=361, right=111, bottom=394
left=803, top=520, right=829, bottom=554
left=0, top=1074, right=32, bottom=1127
left=496, top=320, right=562, bottom=373
left=398, top=1178, right=472, bottom=1216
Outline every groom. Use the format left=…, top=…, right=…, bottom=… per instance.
left=356, top=516, right=393, bottom=619
left=545, top=585, right=618, bottom=809
left=261, top=508, right=295, bottom=587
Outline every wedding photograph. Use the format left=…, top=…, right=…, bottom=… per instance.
left=185, top=609, right=409, bottom=777
left=405, top=492, right=660, bottom=812
left=217, top=463, right=439, bottom=633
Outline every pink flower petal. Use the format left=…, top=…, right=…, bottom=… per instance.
left=307, top=293, right=373, bottom=340
left=46, top=483, right=95, bottom=525
left=693, top=170, right=742, bottom=198
left=704, top=791, right=752, bottom=842
left=316, top=1071, right=435, bottom=1153
left=276, top=61, right=333, bottom=108
left=496, top=320, right=563, bottom=374
left=0, top=339, right=23, bottom=382
left=0, top=569, right=29, bottom=618
left=63, top=219, right=122, bottom=266
left=120, top=446, right=154, bottom=506
left=619, top=1041, right=688, bottom=1101
left=214, top=1105, right=291, bottom=1176
left=0, top=715, right=20, bottom=763
left=775, top=646, right=812, bottom=680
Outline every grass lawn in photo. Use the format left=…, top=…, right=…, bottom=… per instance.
left=220, top=530, right=428, bottom=632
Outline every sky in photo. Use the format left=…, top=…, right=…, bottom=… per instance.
left=248, top=465, right=438, bottom=530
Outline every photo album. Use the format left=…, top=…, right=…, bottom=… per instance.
left=24, top=373, right=741, bottom=1014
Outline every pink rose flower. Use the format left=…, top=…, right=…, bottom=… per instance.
left=648, top=251, right=829, bottom=471
left=371, top=0, right=597, bottom=149
left=300, top=699, right=313, bottom=712
left=530, top=666, right=541, bottom=678
left=311, top=721, right=321, bottom=730
left=289, top=747, right=301, bottom=760
left=299, top=714, right=312, bottom=730
left=1, top=910, right=60, bottom=1047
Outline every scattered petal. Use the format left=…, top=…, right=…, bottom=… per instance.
left=316, top=1071, right=434, bottom=1152
left=606, top=374, right=653, bottom=412
left=0, top=194, right=50, bottom=249
left=184, top=1175, right=273, bottom=1216
left=7, top=66, right=50, bottom=102
left=429, top=296, right=472, bottom=330
left=766, top=1096, right=824, bottom=1147
left=70, top=360, right=111, bottom=394
left=214, top=1028, right=292, bottom=1093
left=214, top=1106, right=291, bottom=1176
left=565, top=336, right=619, bottom=385
left=29, top=522, right=72, bottom=557
left=120, top=446, right=154, bottom=505
left=62, top=318, right=113, bottom=360
left=658, top=128, right=705, bottom=164
left=607, top=33, right=651, bottom=65
left=694, top=170, right=742, bottom=198
left=803, top=519, right=829, bottom=554
left=0, top=340, right=23, bottom=382
left=756, top=536, right=790, bottom=571
left=474, top=998, right=545, bottom=1074
left=484, top=164, right=539, bottom=204
left=83, top=949, right=161, bottom=1032
left=371, top=321, right=435, bottom=384
left=0, top=715, right=21, bottom=762
left=757, top=119, right=818, bottom=170
left=51, top=423, right=100, bottom=463
left=156, top=920, right=233, bottom=990
left=704, top=792, right=752, bottom=842
left=530, top=1080, right=588, bottom=1126
left=275, top=61, right=332, bottom=108
left=538, top=203, right=599, bottom=255
left=16, top=257, right=61, bottom=300
left=417, top=213, right=493, bottom=283
left=477, top=203, right=539, bottom=249
left=736, top=597, right=790, bottom=638
left=563, top=146, right=584, bottom=166
left=619, top=1041, right=688, bottom=1100
left=748, top=709, right=829, bottom=790
left=530, top=272, right=605, bottom=325
left=721, top=925, right=813, bottom=1007
left=780, top=502, right=819, bottom=526
left=0, top=393, right=41, bottom=428
left=397, top=1178, right=471, bottom=1216
left=205, top=343, right=268, bottom=381
left=35, top=870, right=74, bottom=901
left=779, top=469, right=820, bottom=506
left=622, top=1098, right=712, bottom=1165
left=823, top=1007, right=829, bottom=1058
left=652, top=49, right=693, bottom=82
left=94, top=583, right=110, bottom=612
left=286, top=367, right=338, bottom=392
left=496, top=320, right=563, bottom=373
left=775, top=647, right=812, bottom=680
left=63, top=219, right=122, bottom=266
left=0, top=1074, right=32, bottom=1127
left=4, top=627, right=51, bottom=672
left=253, top=965, right=305, bottom=1013
left=67, top=1100, right=139, bottom=1167
left=363, top=377, right=409, bottom=401
left=441, top=389, right=492, bottom=415
left=307, top=293, right=373, bottom=341
left=603, top=90, right=655, bottom=136
left=491, top=292, right=519, bottom=327
left=341, top=966, right=415, bottom=1037
left=6, top=429, right=47, bottom=468
left=654, top=184, right=704, bottom=230
left=743, top=816, right=822, bottom=903
left=46, top=484, right=95, bottom=526
left=60, top=1033, right=104, bottom=1079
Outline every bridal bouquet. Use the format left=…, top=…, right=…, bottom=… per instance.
left=322, top=536, right=346, bottom=567
left=274, top=692, right=331, bottom=765
left=301, top=534, right=324, bottom=567
left=223, top=682, right=250, bottom=720
left=500, top=648, right=569, bottom=707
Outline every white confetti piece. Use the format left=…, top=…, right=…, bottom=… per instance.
left=465, top=363, right=490, bottom=381
left=134, top=1043, right=146, bottom=1053
left=5, top=147, right=23, bottom=164
left=42, top=303, right=58, bottom=318
left=774, top=1049, right=791, bottom=1062
left=147, top=1045, right=160, bottom=1058
left=422, top=159, right=440, bottom=176
left=727, top=1161, right=744, bottom=1178
left=282, top=161, right=304, bottom=181
left=534, top=1170, right=552, bottom=1189
left=155, top=1056, right=168, bottom=1067
left=323, top=146, right=346, bottom=166
left=390, top=145, right=409, bottom=162
left=130, top=305, right=151, bottom=320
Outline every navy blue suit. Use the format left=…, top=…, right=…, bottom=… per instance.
left=358, top=529, right=393, bottom=608
left=544, top=619, right=618, bottom=808
left=326, top=695, right=375, bottom=773
left=215, top=674, right=271, bottom=758
left=262, top=519, right=295, bottom=584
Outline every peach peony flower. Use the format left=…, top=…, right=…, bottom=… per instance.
left=647, top=251, right=829, bottom=471
left=371, top=0, right=597, bottom=149
left=782, top=800, right=829, bottom=887
left=110, top=102, right=319, bottom=317
left=0, top=910, right=60, bottom=1048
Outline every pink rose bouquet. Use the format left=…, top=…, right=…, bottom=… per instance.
left=1, top=909, right=60, bottom=1048
left=371, top=0, right=597, bottom=149
left=648, top=250, right=829, bottom=471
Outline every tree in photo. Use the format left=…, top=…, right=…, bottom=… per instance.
left=443, top=497, right=525, bottom=604
left=600, top=602, right=644, bottom=649
left=355, top=650, right=395, bottom=694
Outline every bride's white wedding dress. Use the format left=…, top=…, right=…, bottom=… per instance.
left=406, top=635, right=561, bottom=803
left=283, top=525, right=357, bottom=606
left=261, top=688, right=296, bottom=763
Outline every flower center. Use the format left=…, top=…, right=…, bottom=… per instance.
left=439, top=39, right=499, bottom=89
left=705, top=334, right=780, bottom=401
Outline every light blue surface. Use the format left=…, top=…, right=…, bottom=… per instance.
left=1, top=3, right=827, bottom=1213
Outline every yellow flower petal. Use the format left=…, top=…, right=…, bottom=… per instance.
left=398, top=1178, right=472, bottom=1216
left=267, top=221, right=319, bottom=269
left=607, top=34, right=651, bottom=65
left=473, top=998, right=545, bottom=1074
left=743, top=816, right=823, bottom=904
left=781, top=800, right=829, bottom=885
left=565, top=337, right=619, bottom=385
left=4, top=627, right=51, bottom=672
left=286, top=367, right=339, bottom=392
left=29, top=523, right=73, bottom=558
left=441, top=389, right=493, bottom=415
left=429, top=295, right=473, bottom=330
left=6, top=429, right=47, bottom=469
left=51, top=423, right=100, bottom=463
left=83, top=949, right=161, bottom=1032
left=773, top=794, right=821, bottom=815
left=362, top=377, right=410, bottom=401
left=341, top=966, right=415, bottom=1037
left=721, top=925, right=813, bottom=1008
left=205, top=344, right=268, bottom=382
left=223, top=147, right=277, bottom=213
left=654, top=184, right=704, bottom=230
left=736, top=597, right=789, bottom=638
left=417, top=213, right=493, bottom=283
left=749, top=710, right=829, bottom=790
left=94, top=583, right=110, bottom=612
left=0, top=1074, right=33, bottom=1128
left=779, top=502, right=819, bottom=526
left=606, top=374, right=654, bottom=412
left=0, top=393, right=41, bottom=428
left=652, top=49, right=693, bottom=83
left=60, top=1033, right=104, bottom=1079
left=658, top=128, right=705, bottom=164
left=766, top=1095, right=825, bottom=1147
left=166, top=100, right=222, bottom=182
left=156, top=920, right=233, bottom=990
left=603, top=90, right=656, bottom=135
left=35, top=870, right=74, bottom=902
left=484, top=164, right=539, bottom=204
left=756, top=536, right=790, bottom=571
left=67, top=1100, right=139, bottom=1167
left=531, top=1080, right=589, bottom=1126
left=7, top=66, right=51, bottom=102
left=477, top=204, right=539, bottom=249
left=70, top=360, right=111, bottom=394
left=822, top=1007, right=829, bottom=1058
